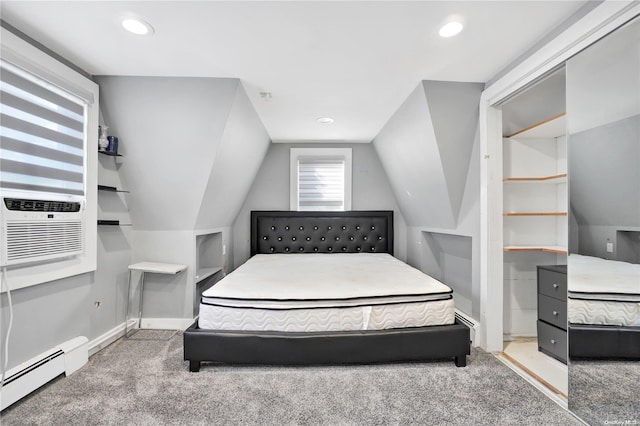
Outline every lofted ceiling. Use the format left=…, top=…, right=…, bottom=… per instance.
left=0, top=1, right=587, bottom=143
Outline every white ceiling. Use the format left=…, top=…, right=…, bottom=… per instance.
left=0, top=1, right=586, bottom=143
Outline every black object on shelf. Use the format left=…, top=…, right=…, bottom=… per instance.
left=98, top=150, right=122, bottom=157
left=97, top=219, right=120, bottom=226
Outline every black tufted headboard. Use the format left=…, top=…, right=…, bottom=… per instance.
left=251, top=211, right=393, bottom=256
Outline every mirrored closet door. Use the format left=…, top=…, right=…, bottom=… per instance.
left=566, top=15, right=640, bottom=425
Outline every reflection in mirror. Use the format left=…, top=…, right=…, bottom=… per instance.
left=567, top=15, right=640, bottom=426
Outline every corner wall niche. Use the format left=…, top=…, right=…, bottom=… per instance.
left=194, top=231, right=224, bottom=317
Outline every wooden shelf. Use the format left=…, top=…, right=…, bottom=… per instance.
left=506, top=113, right=566, bottom=139
left=504, top=245, right=568, bottom=254
left=195, top=267, right=222, bottom=283
left=503, top=212, right=567, bottom=217
left=503, top=174, right=567, bottom=183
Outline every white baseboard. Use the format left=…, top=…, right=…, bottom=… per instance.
left=87, top=319, right=137, bottom=357
left=140, top=317, right=194, bottom=330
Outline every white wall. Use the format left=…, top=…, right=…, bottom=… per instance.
left=232, top=143, right=406, bottom=268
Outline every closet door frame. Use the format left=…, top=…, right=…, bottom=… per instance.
left=479, top=1, right=640, bottom=352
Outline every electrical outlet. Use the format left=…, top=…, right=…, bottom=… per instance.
left=606, top=242, right=614, bottom=253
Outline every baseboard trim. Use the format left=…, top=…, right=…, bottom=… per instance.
left=88, top=319, right=137, bottom=357
left=140, top=317, right=194, bottom=330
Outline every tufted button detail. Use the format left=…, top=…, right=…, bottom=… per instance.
left=371, top=226, right=376, bottom=230
left=299, top=226, right=304, bottom=230
left=306, top=237, right=311, bottom=241
left=378, top=236, right=382, bottom=240
left=371, top=247, right=376, bottom=251
left=278, top=236, right=283, bottom=241
left=314, top=226, right=318, bottom=230
left=285, top=226, right=290, bottom=230
left=328, top=247, right=333, bottom=252
left=356, top=247, right=361, bottom=252
left=341, top=226, right=346, bottom=230
left=321, top=237, right=325, bottom=241
left=328, top=226, right=332, bottom=230
left=298, top=247, right=304, bottom=252
left=313, top=247, right=319, bottom=252
left=342, top=247, right=347, bottom=251
left=349, top=236, right=354, bottom=241
left=363, top=236, right=368, bottom=241
left=335, top=236, right=340, bottom=241
left=270, top=247, right=275, bottom=252
left=263, top=236, right=268, bottom=240
left=356, top=225, right=361, bottom=230
left=271, top=226, right=276, bottom=231
left=285, top=247, right=290, bottom=252
left=292, top=237, right=297, bottom=241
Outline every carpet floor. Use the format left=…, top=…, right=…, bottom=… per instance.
left=1, top=330, right=581, bottom=425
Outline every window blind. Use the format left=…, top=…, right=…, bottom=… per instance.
left=297, top=157, right=345, bottom=211
left=0, top=60, right=86, bottom=196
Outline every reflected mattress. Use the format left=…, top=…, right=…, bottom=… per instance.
left=198, top=253, right=455, bottom=332
left=568, top=254, right=640, bottom=326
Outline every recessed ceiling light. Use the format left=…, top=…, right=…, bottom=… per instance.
left=439, top=21, right=464, bottom=38
left=121, top=17, right=154, bottom=36
left=317, top=117, right=334, bottom=124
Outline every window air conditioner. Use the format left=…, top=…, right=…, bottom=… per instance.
left=1, top=197, right=85, bottom=267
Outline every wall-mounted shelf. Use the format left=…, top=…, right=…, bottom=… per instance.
left=97, top=220, right=132, bottom=226
left=503, top=245, right=568, bottom=254
left=98, top=150, right=122, bottom=157
left=195, top=267, right=222, bottom=284
left=505, top=113, right=566, bottom=139
left=98, top=185, right=130, bottom=193
left=503, top=174, right=567, bottom=184
left=503, top=212, right=567, bottom=217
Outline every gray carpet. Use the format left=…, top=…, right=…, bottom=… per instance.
left=569, top=359, right=640, bottom=426
left=1, top=330, right=580, bottom=425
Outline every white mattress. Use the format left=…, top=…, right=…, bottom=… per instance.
left=568, top=254, right=640, bottom=326
left=198, top=253, right=455, bottom=332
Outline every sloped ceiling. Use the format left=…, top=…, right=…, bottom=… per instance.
left=373, top=80, right=483, bottom=228
left=96, top=76, right=269, bottom=231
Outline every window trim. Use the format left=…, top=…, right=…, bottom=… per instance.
left=1, top=26, right=98, bottom=292
left=290, top=147, right=352, bottom=211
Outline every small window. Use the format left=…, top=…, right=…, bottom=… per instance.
left=290, top=148, right=352, bottom=211
left=0, top=60, right=87, bottom=197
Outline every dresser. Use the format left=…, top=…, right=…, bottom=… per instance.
left=537, top=264, right=567, bottom=364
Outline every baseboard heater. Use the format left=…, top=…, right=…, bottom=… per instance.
left=455, top=310, right=479, bottom=345
left=1, top=336, right=88, bottom=411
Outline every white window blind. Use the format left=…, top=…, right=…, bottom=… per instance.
left=0, top=60, right=86, bottom=197
left=298, top=157, right=346, bottom=211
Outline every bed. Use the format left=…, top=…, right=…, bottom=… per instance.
left=568, top=254, right=640, bottom=359
left=184, top=211, right=470, bottom=371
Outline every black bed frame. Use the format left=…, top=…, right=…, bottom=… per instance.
left=569, top=323, right=640, bottom=360
left=184, top=210, right=470, bottom=371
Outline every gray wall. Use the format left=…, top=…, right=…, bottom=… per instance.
left=232, top=143, right=407, bottom=268
left=372, top=80, right=484, bottom=319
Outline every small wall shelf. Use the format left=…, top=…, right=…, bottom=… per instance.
left=503, top=174, right=567, bottom=183
left=98, top=150, right=122, bottom=157
left=503, top=245, right=568, bottom=254
left=97, top=220, right=132, bottom=226
left=195, top=267, right=222, bottom=284
left=503, top=212, right=567, bottom=217
left=98, top=185, right=130, bottom=193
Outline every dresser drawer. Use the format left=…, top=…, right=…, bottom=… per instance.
left=538, top=294, right=567, bottom=330
left=537, top=320, right=567, bottom=363
left=538, top=267, right=567, bottom=301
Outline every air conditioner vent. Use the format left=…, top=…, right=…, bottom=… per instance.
left=3, top=198, right=81, bottom=213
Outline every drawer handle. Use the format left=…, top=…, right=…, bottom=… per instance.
left=552, top=283, right=559, bottom=289
left=553, top=311, right=559, bottom=316
left=550, top=339, right=556, bottom=345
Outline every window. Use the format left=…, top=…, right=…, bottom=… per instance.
left=0, top=60, right=86, bottom=197
left=290, top=148, right=352, bottom=211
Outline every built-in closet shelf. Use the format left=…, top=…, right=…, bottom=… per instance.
left=98, top=150, right=122, bottom=157
left=503, top=212, right=567, bottom=217
left=503, top=174, right=567, bottom=184
left=195, top=267, right=222, bottom=284
left=506, top=113, right=566, bottom=139
left=97, top=220, right=132, bottom=226
left=98, top=185, right=130, bottom=193
left=503, top=246, right=568, bottom=254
